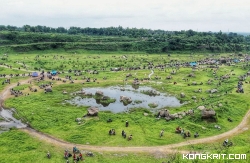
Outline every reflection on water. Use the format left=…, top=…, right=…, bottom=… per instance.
left=66, top=85, right=182, bottom=113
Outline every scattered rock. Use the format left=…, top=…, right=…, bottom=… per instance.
left=157, top=109, right=169, bottom=117
left=95, top=90, right=103, bottom=96
left=197, top=106, right=205, bottom=110
left=87, top=107, right=99, bottom=116
left=201, top=109, right=216, bottom=118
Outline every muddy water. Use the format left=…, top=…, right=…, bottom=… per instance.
left=0, top=108, right=27, bottom=133
left=66, top=86, right=182, bottom=113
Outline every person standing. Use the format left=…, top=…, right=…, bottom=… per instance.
left=160, top=129, right=164, bottom=138
left=125, top=120, right=129, bottom=127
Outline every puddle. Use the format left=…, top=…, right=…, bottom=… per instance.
left=66, top=85, right=182, bottom=113
left=0, top=108, right=27, bottom=133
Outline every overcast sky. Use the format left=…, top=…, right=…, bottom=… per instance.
left=1, top=0, right=249, bottom=32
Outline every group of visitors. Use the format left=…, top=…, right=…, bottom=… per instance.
left=108, top=121, right=133, bottom=140
left=64, top=147, right=83, bottom=163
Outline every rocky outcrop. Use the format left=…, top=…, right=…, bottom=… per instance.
left=87, top=107, right=99, bottom=116
left=120, top=96, right=132, bottom=103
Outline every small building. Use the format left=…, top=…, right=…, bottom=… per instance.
left=32, top=72, right=38, bottom=77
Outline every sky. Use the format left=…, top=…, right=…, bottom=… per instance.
left=0, top=0, right=249, bottom=32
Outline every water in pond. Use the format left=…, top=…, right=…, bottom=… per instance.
left=66, top=86, right=182, bottom=113
left=0, top=108, right=27, bottom=133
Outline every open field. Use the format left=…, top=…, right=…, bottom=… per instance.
left=0, top=51, right=250, bottom=162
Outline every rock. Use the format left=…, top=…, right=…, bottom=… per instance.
left=165, top=117, right=172, bottom=121
left=218, top=103, right=223, bottom=107
left=75, top=118, right=82, bottom=122
left=132, top=80, right=140, bottom=85
left=181, top=112, right=186, bottom=116
left=95, top=90, right=103, bottom=96
left=210, top=89, right=218, bottom=94
left=149, top=102, right=158, bottom=107
left=197, top=106, right=205, bottom=110
left=180, top=92, right=185, bottom=98
left=172, top=113, right=179, bottom=118
left=120, top=96, right=132, bottom=103
left=192, top=96, right=196, bottom=99
left=144, top=113, right=149, bottom=116
left=201, top=109, right=216, bottom=118
left=87, top=107, right=99, bottom=116
left=101, top=96, right=109, bottom=100
left=157, top=109, right=169, bottom=117
left=178, top=115, right=183, bottom=119
left=44, top=87, right=52, bottom=93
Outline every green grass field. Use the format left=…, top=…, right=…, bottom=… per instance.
left=0, top=51, right=249, bottom=162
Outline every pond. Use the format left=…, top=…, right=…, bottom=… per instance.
left=0, top=108, right=27, bottom=133
left=66, top=85, right=182, bottom=113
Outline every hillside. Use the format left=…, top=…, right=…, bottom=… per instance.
left=0, top=25, right=250, bottom=53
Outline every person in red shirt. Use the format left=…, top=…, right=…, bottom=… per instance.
left=79, top=153, right=83, bottom=160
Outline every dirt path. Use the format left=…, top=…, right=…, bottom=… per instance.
left=1, top=77, right=250, bottom=154
left=0, top=78, right=34, bottom=108
left=148, top=69, right=154, bottom=79
left=0, top=65, right=34, bottom=73
left=20, top=109, right=249, bottom=154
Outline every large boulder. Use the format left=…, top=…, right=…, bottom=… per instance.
left=87, top=107, right=99, bottom=116
left=120, top=96, right=132, bottom=102
left=44, top=87, right=52, bottom=93
left=201, top=109, right=216, bottom=118
left=95, top=90, right=103, bottom=96
left=157, top=109, right=170, bottom=117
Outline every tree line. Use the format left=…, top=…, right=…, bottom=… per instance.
left=0, top=25, right=249, bottom=53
